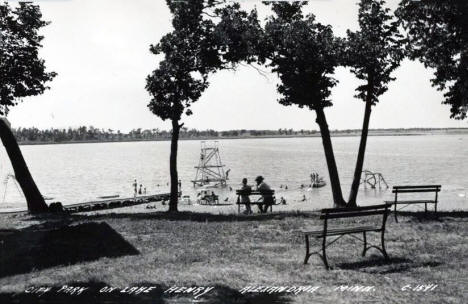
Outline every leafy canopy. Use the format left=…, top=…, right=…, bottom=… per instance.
left=345, top=0, right=404, bottom=104
left=146, top=0, right=260, bottom=122
left=0, top=1, right=56, bottom=115
left=396, top=0, right=468, bottom=119
left=262, top=2, right=341, bottom=110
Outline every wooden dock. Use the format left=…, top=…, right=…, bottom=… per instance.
left=64, top=193, right=171, bottom=213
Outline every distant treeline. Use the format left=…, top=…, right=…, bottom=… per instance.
left=11, top=126, right=468, bottom=144
left=12, top=126, right=315, bottom=143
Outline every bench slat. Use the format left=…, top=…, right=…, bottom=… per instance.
left=304, top=226, right=380, bottom=237
left=322, top=203, right=390, bottom=213
left=392, top=189, right=440, bottom=193
left=385, top=200, right=436, bottom=204
left=321, top=210, right=388, bottom=219
left=393, top=185, right=441, bottom=189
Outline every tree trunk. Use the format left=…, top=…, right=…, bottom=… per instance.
left=315, top=108, right=346, bottom=207
left=348, top=75, right=374, bottom=207
left=168, top=119, right=181, bottom=212
left=348, top=100, right=372, bottom=207
left=0, top=118, right=48, bottom=213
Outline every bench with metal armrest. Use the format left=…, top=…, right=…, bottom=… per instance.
left=301, top=203, right=392, bottom=269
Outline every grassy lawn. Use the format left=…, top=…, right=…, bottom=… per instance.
left=0, top=209, right=466, bottom=303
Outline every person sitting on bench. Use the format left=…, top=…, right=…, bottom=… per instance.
left=255, top=176, right=274, bottom=213
left=240, top=178, right=252, bottom=214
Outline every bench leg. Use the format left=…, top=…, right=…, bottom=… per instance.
left=381, top=230, right=389, bottom=260
left=394, top=203, right=398, bottom=223
left=435, top=202, right=437, bottom=214
left=362, top=232, right=367, bottom=257
left=425, top=202, right=427, bottom=213
left=322, top=236, right=330, bottom=270
left=304, top=235, right=311, bottom=264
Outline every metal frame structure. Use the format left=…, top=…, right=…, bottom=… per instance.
left=360, top=169, right=389, bottom=189
left=192, top=141, right=228, bottom=187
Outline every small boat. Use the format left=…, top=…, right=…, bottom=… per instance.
left=310, top=173, right=326, bottom=188
left=43, top=196, right=54, bottom=201
left=312, top=180, right=326, bottom=188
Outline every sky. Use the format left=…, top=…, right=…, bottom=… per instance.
left=5, top=0, right=467, bottom=132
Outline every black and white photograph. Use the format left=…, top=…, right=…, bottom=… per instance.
left=0, top=0, right=467, bottom=303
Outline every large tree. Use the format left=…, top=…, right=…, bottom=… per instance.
left=345, top=0, right=404, bottom=207
left=396, top=0, right=468, bottom=119
left=146, top=0, right=260, bottom=212
left=262, top=2, right=347, bottom=207
left=0, top=2, right=56, bottom=213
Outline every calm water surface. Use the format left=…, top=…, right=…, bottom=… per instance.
left=0, top=135, right=466, bottom=212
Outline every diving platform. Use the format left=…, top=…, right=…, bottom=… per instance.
left=192, top=141, right=229, bottom=187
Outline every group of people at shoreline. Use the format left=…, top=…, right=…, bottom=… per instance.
left=132, top=179, right=147, bottom=197
left=134, top=175, right=315, bottom=212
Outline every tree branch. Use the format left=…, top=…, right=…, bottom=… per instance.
left=240, top=63, right=271, bottom=81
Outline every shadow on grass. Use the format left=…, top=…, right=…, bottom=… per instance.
left=395, top=211, right=468, bottom=222
left=0, top=222, right=139, bottom=278
left=68, top=210, right=319, bottom=223
left=22, top=210, right=468, bottom=225
left=336, top=256, right=412, bottom=270
left=337, top=256, right=442, bottom=274
left=376, top=261, right=443, bottom=275
left=0, top=281, right=292, bottom=304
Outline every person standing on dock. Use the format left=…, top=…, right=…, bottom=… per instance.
left=139, top=184, right=143, bottom=195
left=133, top=179, right=138, bottom=198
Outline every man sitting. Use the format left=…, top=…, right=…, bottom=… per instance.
left=240, top=178, right=252, bottom=214
left=255, top=176, right=274, bottom=213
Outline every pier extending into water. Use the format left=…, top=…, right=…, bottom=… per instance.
left=0, top=193, right=172, bottom=214
left=63, top=193, right=171, bottom=213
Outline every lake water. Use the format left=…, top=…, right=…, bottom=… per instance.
left=0, top=135, right=466, bottom=213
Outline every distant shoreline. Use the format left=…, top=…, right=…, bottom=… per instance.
left=16, top=128, right=468, bottom=146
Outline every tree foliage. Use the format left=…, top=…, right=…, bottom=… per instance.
left=146, top=0, right=260, bottom=122
left=146, top=1, right=213, bottom=121
left=263, top=2, right=341, bottom=110
left=0, top=1, right=56, bottom=115
left=345, top=0, right=404, bottom=104
left=0, top=1, right=55, bottom=213
left=396, top=0, right=468, bottom=119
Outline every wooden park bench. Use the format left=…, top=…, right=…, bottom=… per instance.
left=301, top=204, right=391, bottom=269
left=385, top=185, right=441, bottom=223
left=236, top=189, right=277, bottom=213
